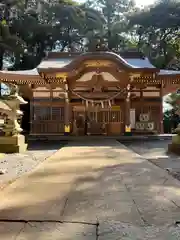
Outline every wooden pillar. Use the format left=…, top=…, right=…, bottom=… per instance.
left=160, top=83, right=164, bottom=134
left=50, top=85, right=53, bottom=121
left=125, top=84, right=131, bottom=134
left=29, top=99, right=34, bottom=134
left=64, top=80, right=70, bottom=135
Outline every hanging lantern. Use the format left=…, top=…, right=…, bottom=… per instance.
left=86, top=100, right=88, bottom=108
left=108, top=100, right=111, bottom=108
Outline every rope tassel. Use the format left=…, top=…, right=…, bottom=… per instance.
left=101, top=101, right=104, bottom=108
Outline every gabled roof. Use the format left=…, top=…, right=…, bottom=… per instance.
left=1, top=51, right=180, bottom=85
left=124, top=58, right=155, bottom=68
left=37, top=56, right=156, bottom=70
left=38, top=58, right=72, bottom=69
left=1, top=69, right=38, bottom=75
left=159, top=69, right=180, bottom=75
left=37, top=52, right=158, bottom=73
left=0, top=68, right=44, bottom=84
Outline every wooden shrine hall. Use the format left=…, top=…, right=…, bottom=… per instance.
left=0, top=51, right=180, bottom=137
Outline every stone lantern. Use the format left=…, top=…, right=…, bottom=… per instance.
left=168, top=123, right=180, bottom=155
left=0, top=85, right=28, bottom=153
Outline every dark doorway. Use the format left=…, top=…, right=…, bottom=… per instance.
left=20, top=98, right=30, bottom=134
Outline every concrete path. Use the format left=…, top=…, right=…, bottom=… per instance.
left=1, top=140, right=180, bottom=239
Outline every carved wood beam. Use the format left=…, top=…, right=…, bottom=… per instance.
left=67, top=67, right=129, bottom=87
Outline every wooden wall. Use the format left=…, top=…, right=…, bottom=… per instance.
left=131, top=99, right=162, bottom=133
left=30, top=87, right=162, bottom=135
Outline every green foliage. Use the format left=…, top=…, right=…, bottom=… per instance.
left=128, top=1, right=180, bottom=68
left=165, top=92, right=180, bottom=110
left=85, top=0, right=136, bottom=51
left=1, top=0, right=180, bottom=71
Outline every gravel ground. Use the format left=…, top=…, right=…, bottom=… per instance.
left=0, top=141, right=67, bottom=189
left=123, top=139, right=180, bottom=181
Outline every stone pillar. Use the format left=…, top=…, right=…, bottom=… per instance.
left=64, top=81, right=70, bottom=135
left=125, top=84, right=131, bottom=135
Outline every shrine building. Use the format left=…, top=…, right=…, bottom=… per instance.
left=0, top=51, right=180, bottom=137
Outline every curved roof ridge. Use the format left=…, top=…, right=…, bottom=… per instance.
left=79, top=51, right=135, bottom=68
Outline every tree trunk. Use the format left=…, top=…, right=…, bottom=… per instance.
left=25, top=0, right=29, bottom=9
left=0, top=48, right=4, bottom=97
left=4, top=4, right=10, bottom=21
left=107, top=2, right=111, bottom=50
left=36, top=42, right=45, bottom=65
left=0, top=49, right=4, bottom=70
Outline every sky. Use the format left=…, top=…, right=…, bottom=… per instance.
left=78, top=0, right=155, bottom=6
left=135, top=0, right=155, bottom=6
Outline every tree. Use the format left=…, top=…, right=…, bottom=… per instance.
left=128, top=1, right=180, bottom=68
left=165, top=92, right=180, bottom=111
left=7, top=0, right=105, bottom=70
left=85, top=0, right=136, bottom=51
left=0, top=0, right=26, bottom=70
left=165, top=92, right=180, bottom=131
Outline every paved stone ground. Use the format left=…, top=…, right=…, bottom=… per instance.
left=124, top=139, right=180, bottom=180
left=0, top=141, right=65, bottom=189
left=1, top=140, right=180, bottom=239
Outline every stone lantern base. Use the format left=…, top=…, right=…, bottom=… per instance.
left=168, top=143, right=180, bottom=155
left=168, top=133, right=180, bottom=155
left=0, top=134, right=27, bottom=153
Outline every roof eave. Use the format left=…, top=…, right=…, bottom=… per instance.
left=38, top=66, right=159, bottom=75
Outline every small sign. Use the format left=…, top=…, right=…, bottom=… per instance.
left=112, top=106, right=120, bottom=110
left=65, top=125, right=70, bottom=133
left=56, top=73, right=67, bottom=79
left=85, top=60, right=111, bottom=67
left=125, top=125, right=131, bottom=132
left=73, top=106, right=86, bottom=111
left=1, top=20, right=7, bottom=25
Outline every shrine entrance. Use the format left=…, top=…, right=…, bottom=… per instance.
left=73, top=105, right=124, bottom=136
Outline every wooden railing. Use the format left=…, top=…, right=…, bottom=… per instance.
left=31, top=121, right=64, bottom=134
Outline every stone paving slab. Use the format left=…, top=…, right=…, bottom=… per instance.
left=124, top=139, right=180, bottom=180
left=61, top=141, right=180, bottom=226
left=0, top=222, right=96, bottom=240
left=1, top=140, right=180, bottom=238
left=99, top=221, right=180, bottom=240
left=62, top=189, right=143, bottom=225
left=0, top=222, right=24, bottom=240
left=0, top=148, right=75, bottom=220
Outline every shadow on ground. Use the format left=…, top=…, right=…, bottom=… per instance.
left=27, top=140, right=68, bottom=151
left=123, top=139, right=180, bottom=181
left=1, top=140, right=180, bottom=239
